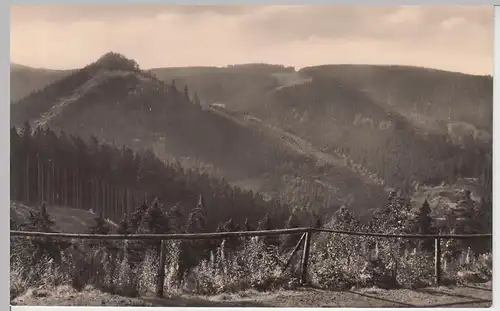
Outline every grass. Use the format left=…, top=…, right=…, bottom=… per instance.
left=11, top=202, right=117, bottom=233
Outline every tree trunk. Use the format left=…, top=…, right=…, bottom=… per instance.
left=26, top=156, right=30, bottom=203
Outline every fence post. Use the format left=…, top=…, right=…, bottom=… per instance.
left=434, top=237, right=441, bottom=285
left=300, top=229, right=312, bottom=286
left=156, top=240, right=167, bottom=297
left=281, top=232, right=306, bottom=275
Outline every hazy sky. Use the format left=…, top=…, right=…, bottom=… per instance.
left=10, top=5, right=493, bottom=75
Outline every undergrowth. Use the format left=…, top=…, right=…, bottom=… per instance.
left=10, top=233, right=492, bottom=301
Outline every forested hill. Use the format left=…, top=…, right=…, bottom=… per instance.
left=10, top=125, right=296, bottom=230
left=298, top=65, right=493, bottom=133
left=9, top=52, right=388, bottom=219
left=248, top=72, right=492, bottom=193
left=10, top=55, right=492, bottom=219
left=10, top=63, right=75, bottom=103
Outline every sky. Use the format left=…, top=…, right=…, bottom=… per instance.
left=10, top=5, right=494, bottom=75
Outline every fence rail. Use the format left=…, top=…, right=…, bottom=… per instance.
left=11, top=228, right=492, bottom=240
left=10, top=228, right=492, bottom=297
left=10, top=227, right=310, bottom=240
left=311, top=228, right=492, bottom=239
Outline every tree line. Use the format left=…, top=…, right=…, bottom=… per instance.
left=255, top=75, right=492, bottom=194
left=10, top=123, right=302, bottom=230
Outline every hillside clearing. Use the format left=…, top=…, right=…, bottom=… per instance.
left=12, top=282, right=492, bottom=307
left=11, top=202, right=117, bottom=233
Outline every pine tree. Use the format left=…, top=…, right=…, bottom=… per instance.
left=116, top=214, right=131, bottom=235
left=129, top=202, right=149, bottom=233
left=415, top=199, right=434, bottom=252
left=167, top=203, right=184, bottom=233
left=140, top=198, right=168, bottom=253
left=282, top=210, right=302, bottom=250
left=126, top=202, right=150, bottom=268
left=141, top=198, right=168, bottom=234
left=186, top=194, right=207, bottom=233
left=28, top=202, right=55, bottom=233
left=257, top=213, right=279, bottom=247
left=27, top=202, right=61, bottom=264
left=89, top=211, right=111, bottom=235
left=221, top=218, right=240, bottom=252
left=178, top=194, right=209, bottom=283
left=454, top=190, right=477, bottom=235
left=193, top=92, right=201, bottom=107
left=476, top=197, right=492, bottom=233
left=334, top=206, right=360, bottom=231
left=183, top=85, right=189, bottom=101
left=371, top=193, right=412, bottom=235
left=472, top=197, right=492, bottom=253
left=244, top=218, right=253, bottom=231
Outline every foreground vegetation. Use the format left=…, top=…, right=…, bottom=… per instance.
left=11, top=191, right=492, bottom=301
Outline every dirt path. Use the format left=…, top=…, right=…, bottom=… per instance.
left=13, top=283, right=492, bottom=307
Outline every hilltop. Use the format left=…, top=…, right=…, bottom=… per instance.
left=10, top=52, right=387, bottom=219
left=10, top=56, right=492, bottom=217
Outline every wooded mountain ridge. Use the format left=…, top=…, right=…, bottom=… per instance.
left=10, top=52, right=492, bottom=221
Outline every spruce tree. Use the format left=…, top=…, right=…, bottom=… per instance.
left=141, top=198, right=168, bottom=253
left=27, top=202, right=60, bottom=264
left=129, top=202, right=149, bottom=233
left=257, top=213, right=279, bottom=247
left=186, top=194, right=207, bottom=233
left=415, top=199, right=434, bottom=252
left=221, top=218, right=240, bottom=252
left=334, top=206, right=360, bottom=231
left=282, top=210, right=302, bottom=250
left=178, top=194, right=209, bottom=283
left=193, top=92, right=201, bottom=107
left=116, top=214, right=131, bottom=235
left=244, top=218, right=253, bottom=231
left=28, top=202, right=55, bottom=233
left=126, top=202, right=150, bottom=268
left=141, top=198, right=168, bottom=234
left=88, top=211, right=112, bottom=251
left=167, top=203, right=184, bottom=233
left=89, top=211, right=111, bottom=235
left=472, top=197, right=492, bottom=253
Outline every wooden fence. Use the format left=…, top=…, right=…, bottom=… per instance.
left=10, top=228, right=492, bottom=297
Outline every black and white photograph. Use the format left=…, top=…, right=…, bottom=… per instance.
left=9, top=4, right=493, bottom=307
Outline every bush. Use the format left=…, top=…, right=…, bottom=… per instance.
left=189, top=237, right=291, bottom=295
left=10, top=231, right=493, bottom=300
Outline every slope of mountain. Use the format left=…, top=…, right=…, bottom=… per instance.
left=11, top=63, right=493, bottom=138
left=10, top=63, right=74, bottom=102
left=298, top=64, right=493, bottom=134
left=249, top=74, right=492, bottom=191
left=149, top=65, right=492, bottom=190
left=10, top=53, right=387, bottom=219
left=149, top=64, right=294, bottom=110
left=11, top=57, right=491, bottom=215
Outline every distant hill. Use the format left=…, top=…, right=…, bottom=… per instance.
left=247, top=71, right=492, bottom=191
left=298, top=65, right=493, bottom=134
left=148, top=64, right=294, bottom=111
left=10, top=53, right=387, bottom=219
left=10, top=58, right=492, bottom=216
left=10, top=63, right=75, bottom=102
